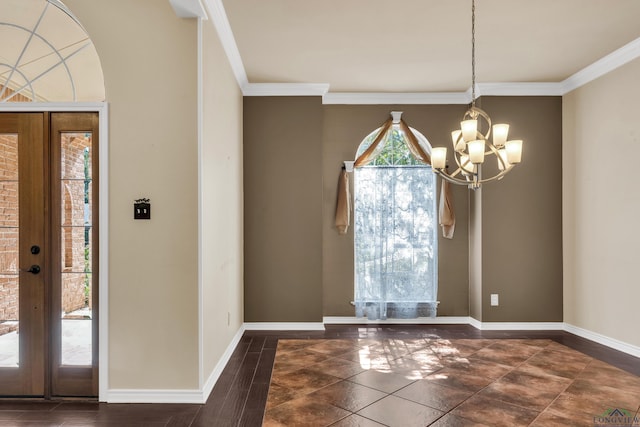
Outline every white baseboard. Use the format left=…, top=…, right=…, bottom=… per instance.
left=323, top=316, right=471, bottom=324
left=201, top=324, right=247, bottom=402
left=563, top=323, right=640, bottom=358
left=472, top=321, right=564, bottom=331
left=106, top=388, right=205, bottom=404
left=244, top=322, right=325, bottom=331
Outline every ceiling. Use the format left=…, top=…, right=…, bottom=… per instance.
left=222, top=0, right=640, bottom=93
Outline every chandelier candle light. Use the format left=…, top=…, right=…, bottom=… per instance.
left=431, top=0, right=523, bottom=189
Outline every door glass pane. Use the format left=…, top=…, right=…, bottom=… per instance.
left=0, top=134, right=19, bottom=367
left=60, top=133, right=92, bottom=366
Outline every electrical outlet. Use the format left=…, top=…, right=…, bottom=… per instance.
left=490, top=294, right=499, bottom=306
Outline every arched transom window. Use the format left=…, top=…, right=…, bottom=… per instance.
left=0, top=0, right=104, bottom=103
left=354, top=126, right=438, bottom=320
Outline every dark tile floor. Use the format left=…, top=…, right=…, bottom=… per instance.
left=0, top=325, right=638, bottom=426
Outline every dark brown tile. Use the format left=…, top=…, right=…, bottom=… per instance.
left=263, top=395, right=350, bottom=427
left=307, top=380, right=386, bottom=412
left=578, top=358, right=640, bottom=391
left=522, top=348, right=592, bottom=379
left=348, top=369, right=415, bottom=393
left=0, top=402, right=60, bottom=411
left=306, top=339, right=361, bottom=355
left=271, top=367, right=342, bottom=395
left=477, top=379, right=563, bottom=411
left=394, top=380, right=473, bottom=411
left=399, top=350, right=445, bottom=375
left=530, top=410, right=591, bottom=426
left=473, top=341, right=541, bottom=366
left=500, top=366, right=572, bottom=394
left=356, top=395, right=444, bottom=427
left=429, top=413, right=490, bottom=427
left=330, top=413, right=386, bottom=426
left=307, top=356, right=367, bottom=379
left=265, top=383, right=301, bottom=409
left=451, top=395, right=539, bottom=427
left=557, top=379, right=640, bottom=413
left=425, top=368, right=494, bottom=392
left=442, top=356, right=512, bottom=380
left=273, top=348, right=333, bottom=373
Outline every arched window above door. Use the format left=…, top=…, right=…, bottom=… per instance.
left=0, top=0, right=104, bottom=103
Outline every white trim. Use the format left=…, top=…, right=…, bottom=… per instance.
left=323, top=316, right=470, bottom=325
left=196, top=17, right=205, bottom=392
left=563, top=323, right=640, bottom=359
left=97, top=104, right=109, bottom=402
left=322, top=92, right=469, bottom=105
left=201, top=325, right=246, bottom=400
left=468, top=317, right=482, bottom=329
left=0, top=101, right=110, bottom=402
left=169, top=0, right=208, bottom=19
left=561, top=36, right=640, bottom=94
left=202, top=0, right=248, bottom=90
left=243, top=83, right=330, bottom=97
left=476, top=82, right=564, bottom=97
left=244, top=322, right=325, bottom=331
left=473, top=322, right=564, bottom=331
left=0, top=102, right=108, bottom=112
left=106, top=389, right=205, bottom=404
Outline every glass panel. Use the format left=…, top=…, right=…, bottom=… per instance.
left=0, top=134, right=19, bottom=367
left=0, top=0, right=105, bottom=103
left=60, top=133, right=92, bottom=366
left=354, top=166, right=438, bottom=320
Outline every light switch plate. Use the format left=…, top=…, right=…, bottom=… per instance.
left=490, top=294, right=499, bottom=306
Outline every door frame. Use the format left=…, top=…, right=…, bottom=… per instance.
left=0, top=102, right=109, bottom=401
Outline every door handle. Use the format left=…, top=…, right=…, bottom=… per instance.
left=24, top=265, right=41, bottom=275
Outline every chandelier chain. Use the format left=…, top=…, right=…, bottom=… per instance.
left=471, top=0, right=476, bottom=106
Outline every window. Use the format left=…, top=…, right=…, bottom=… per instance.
left=354, top=126, right=438, bottom=319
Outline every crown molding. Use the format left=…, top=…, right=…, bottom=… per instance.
left=243, top=83, right=330, bottom=97
left=561, top=36, right=640, bottom=94
left=202, top=0, right=248, bottom=89
left=323, top=92, right=470, bottom=105
left=476, top=82, right=564, bottom=97
left=169, top=0, right=207, bottom=19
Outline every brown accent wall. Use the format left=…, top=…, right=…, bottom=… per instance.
left=243, top=97, right=324, bottom=322
left=244, top=100, right=471, bottom=321
left=479, top=96, right=563, bottom=322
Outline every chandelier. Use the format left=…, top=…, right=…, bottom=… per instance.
left=431, top=0, right=523, bottom=189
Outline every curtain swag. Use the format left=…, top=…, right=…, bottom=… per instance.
left=334, top=117, right=456, bottom=239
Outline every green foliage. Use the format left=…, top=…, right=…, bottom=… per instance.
left=357, top=128, right=425, bottom=166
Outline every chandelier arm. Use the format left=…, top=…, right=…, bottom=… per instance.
left=434, top=170, right=475, bottom=186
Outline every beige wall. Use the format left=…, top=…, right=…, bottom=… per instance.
left=479, top=97, right=563, bottom=322
left=201, top=18, right=244, bottom=377
left=243, top=97, right=324, bottom=322
left=66, top=0, right=200, bottom=389
left=563, top=58, right=640, bottom=347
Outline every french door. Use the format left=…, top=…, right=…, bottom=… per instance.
left=0, top=112, right=98, bottom=398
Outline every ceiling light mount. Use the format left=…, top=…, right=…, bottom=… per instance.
left=431, top=0, right=523, bottom=189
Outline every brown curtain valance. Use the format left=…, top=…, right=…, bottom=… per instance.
left=334, top=116, right=456, bottom=239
